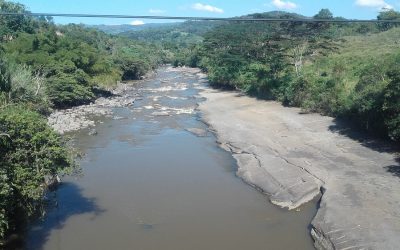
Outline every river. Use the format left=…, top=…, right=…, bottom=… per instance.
left=26, top=67, right=317, bottom=250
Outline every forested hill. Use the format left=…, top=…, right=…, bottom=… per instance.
left=119, top=21, right=217, bottom=41
left=0, top=0, right=166, bottom=245
left=91, top=22, right=179, bottom=35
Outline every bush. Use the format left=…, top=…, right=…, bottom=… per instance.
left=377, top=10, right=400, bottom=31
left=117, top=58, right=150, bottom=80
left=349, top=64, right=388, bottom=133
left=237, top=63, right=276, bottom=98
left=47, top=74, right=95, bottom=108
left=278, top=76, right=309, bottom=106
left=0, top=106, right=75, bottom=243
left=384, top=66, right=400, bottom=141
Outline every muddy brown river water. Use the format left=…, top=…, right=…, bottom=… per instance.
left=26, top=67, right=317, bottom=250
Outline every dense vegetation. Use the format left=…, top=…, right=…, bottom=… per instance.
left=2, top=23, right=163, bottom=108
left=0, top=0, right=163, bottom=245
left=0, top=106, right=75, bottom=241
left=168, top=10, right=400, bottom=142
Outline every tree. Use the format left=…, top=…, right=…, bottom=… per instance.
left=377, top=10, right=400, bottom=31
left=0, top=0, right=34, bottom=40
left=309, top=9, right=334, bottom=36
left=0, top=59, right=11, bottom=105
left=313, top=9, right=334, bottom=19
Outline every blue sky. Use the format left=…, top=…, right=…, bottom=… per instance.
left=11, top=0, right=400, bottom=25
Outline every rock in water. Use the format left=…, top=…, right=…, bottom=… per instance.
left=88, top=129, right=98, bottom=136
left=152, top=111, right=170, bottom=116
left=44, top=174, right=61, bottom=190
left=185, top=128, right=208, bottom=137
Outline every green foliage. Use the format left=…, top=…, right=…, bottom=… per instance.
left=118, top=58, right=149, bottom=80
left=0, top=169, right=11, bottom=240
left=10, top=64, right=47, bottom=104
left=0, top=59, right=50, bottom=113
left=350, top=63, right=388, bottom=132
left=0, top=0, right=34, bottom=40
left=2, top=23, right=161, bottom=108
left=47, top=73, right=95, bottom=108
left=0, top=59, right=12, bottom=104
left=237, top=63, right=279, bottom=98
left=112, top=40, right=160, bottom=80
left=0, top=106, right=75, bottom=243
left=199, top=10, right=334, bottom=94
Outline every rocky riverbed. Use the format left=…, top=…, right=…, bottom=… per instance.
left=199, top=88, right=400, bottom=250
left=48, top=82, right=142, bottom=134
left=47, top=67, right=206, bottom=134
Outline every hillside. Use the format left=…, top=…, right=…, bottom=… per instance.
left=119, top=21, right=217, bottom=44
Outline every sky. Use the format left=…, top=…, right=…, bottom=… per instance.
left=10, top=0, right=400, bottom=25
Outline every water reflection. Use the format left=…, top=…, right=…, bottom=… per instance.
left=26, top=182, right=104, bottom=250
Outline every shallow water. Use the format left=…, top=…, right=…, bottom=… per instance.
left=26, top=67, right=316, bottom=250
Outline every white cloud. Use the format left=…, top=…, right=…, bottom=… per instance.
left=271, top=0, right=298, bottom=10
left=191, top=3, right=224, bottom=13
left=149, top=9, right=166, bottom=14
left=355, top=0, right=393, bottom=9
left=130, top=20, right=145, bottom=26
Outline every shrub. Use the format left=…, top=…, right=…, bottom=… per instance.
left=350, top=64, right=388, bottom=133
left=47, top=74, right=95, bottom=108
left=0, top=106, right=75, bottom=243
left=384, top=66, right=400, bottom=141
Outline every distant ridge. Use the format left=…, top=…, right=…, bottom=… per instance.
left=89, top=22, right=180, bottom=35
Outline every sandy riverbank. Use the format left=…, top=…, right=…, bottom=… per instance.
left=199, top=88, right=400, bottom=249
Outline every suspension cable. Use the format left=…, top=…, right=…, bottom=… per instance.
left=1, top=12, right=400, bottom=23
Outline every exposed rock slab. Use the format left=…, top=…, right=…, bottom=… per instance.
left=199, top=88, right=400, bottom=250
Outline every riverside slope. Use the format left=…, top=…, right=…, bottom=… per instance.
left=199, top=88, right=400, bottom=249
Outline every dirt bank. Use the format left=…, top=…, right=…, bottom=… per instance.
left=199, top=88, right=400, bottom=250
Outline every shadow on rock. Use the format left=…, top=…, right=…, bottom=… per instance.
left=24, top=182, right=105, bottom=250
left=385, top=165, right=400, bottom=177
left=328, top=117, right=399, bottom=154
left=384, top=157, right=400, bottom=178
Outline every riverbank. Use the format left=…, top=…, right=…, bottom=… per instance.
left=199, top=88, right=400, bottom=249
